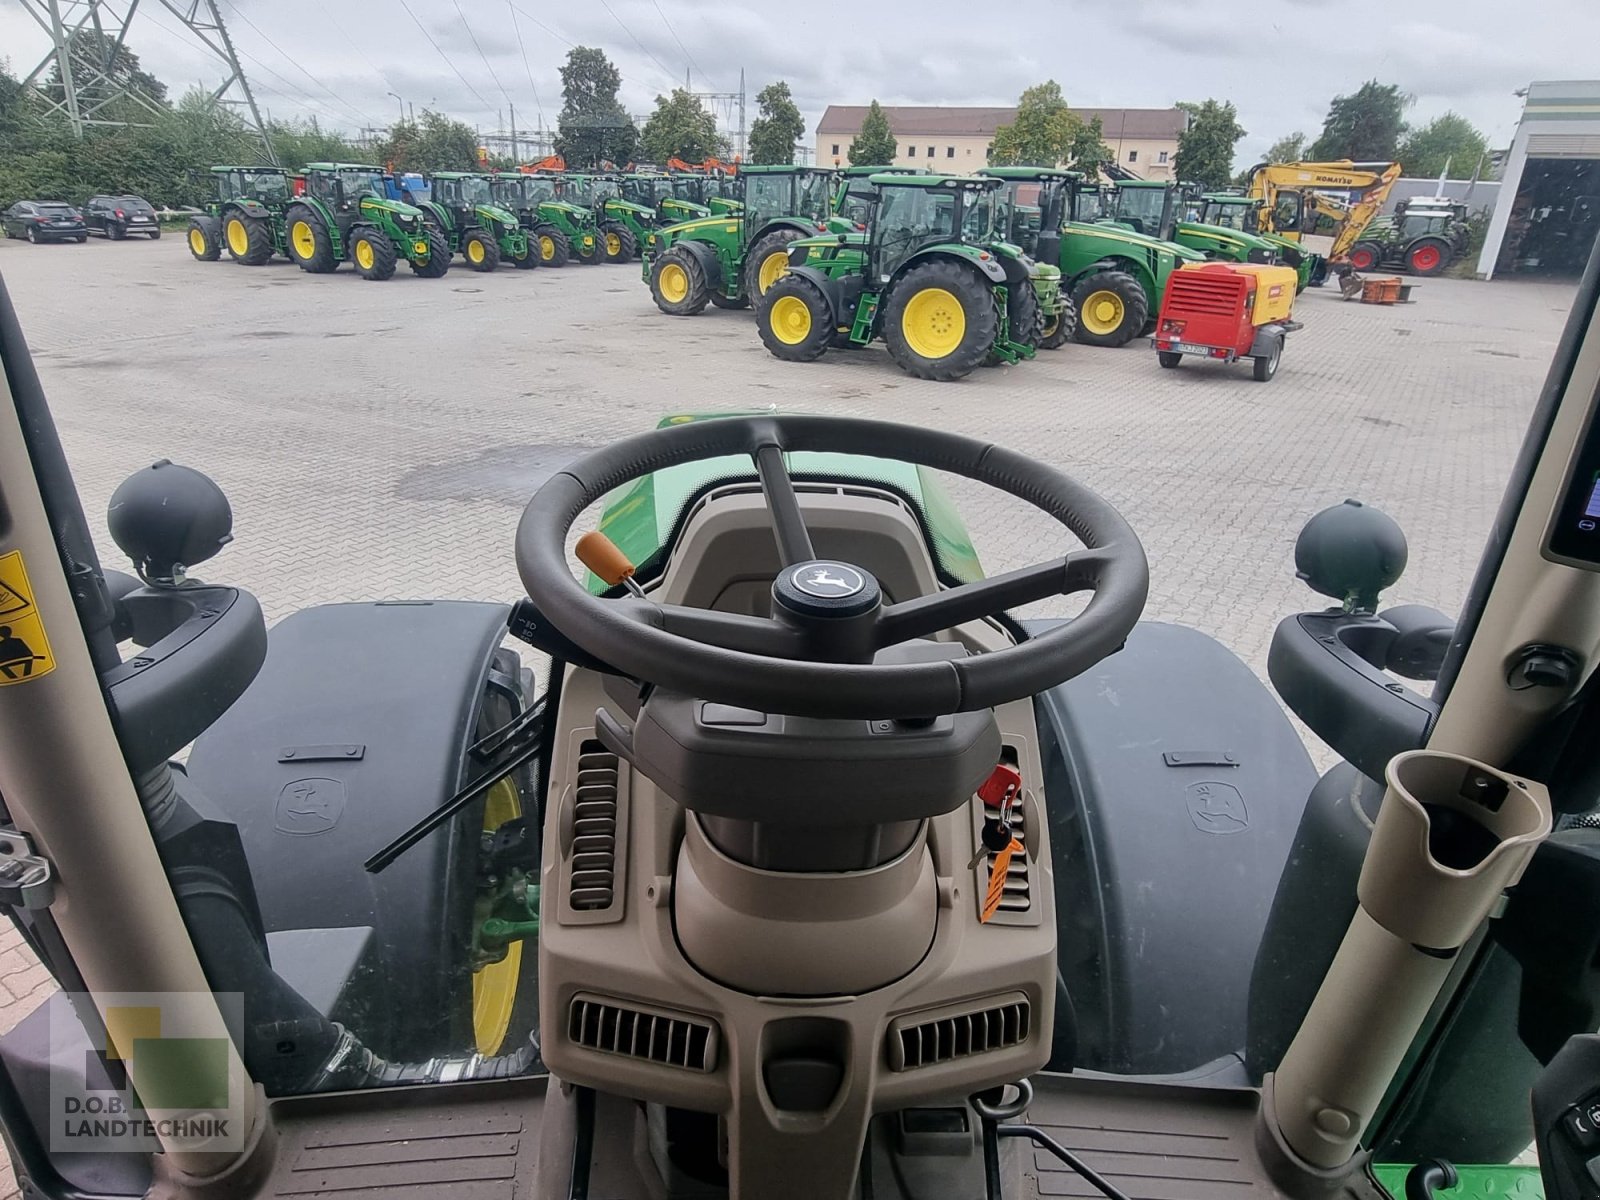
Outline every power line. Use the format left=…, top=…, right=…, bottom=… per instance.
left=452, top=0, right=510, bottom=110
left=649, top=0, right=710, bottom=89
left=396, top=0, right=495, bottom=114
left=219, top=0, right=376, bottom=128
left=506, top=3, right=572, bottom=50
left=508, top=0, right=544, bottom=125
left=594, top=0, right=679, bottom=90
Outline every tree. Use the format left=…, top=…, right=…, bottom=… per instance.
left=375, top=109, right=478, bottom=173
left=554, top=46, right=637, bottom=167
left=1173, top=99, right=1246, bottom=189
left=989, top=81, right=1082, bottom=167
left=847, top=99, right=897, bottom=166
left=1066, top=116, right=1113, bottom=177
left=748, top=80, right=804, bottom=164
left=1399, top=112, right=1489, bottom=179
left=269, top=119, right=362, bottom=171
left=1310, top=81, right=1410, bottom=162
left=1264, top=132, right=1306, bottom=164
left=639, top=89, right=726, bottom=163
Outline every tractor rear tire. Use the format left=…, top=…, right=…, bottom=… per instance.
left=533, top=225, right=570, bottom=267
left=285, top=206, right=337, bottom=274
left=882, top=260, right=997, bottom=382
left=409, top=229, right=452, bottom=278
left=744, top=228, right=805, bottom=304
left=601, top=223, right=637, bottom=264
left=710, top=293, right=750, bottom=310
left=1070, top=269, right=1148, bottom=348
left=1040, top=295, right=1078, bottom=350
left=463, top=229, right=501, bottom=272
left=187, top=216, right=222, bottom=261
left=1404, top=237, right=1449, bottom=276
left=350, top=225, right=398, bottom=281
left=650, top=247, right=710, bottom=316
left=1348, top=242, right=1381, bottom=272
left=757, top=275, right=832, bottom=363
left=225, top=214, right=274, bottom=266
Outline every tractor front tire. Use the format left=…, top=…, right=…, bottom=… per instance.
left=225, top=214, right=274, bottom=266
left=187, top=216, right=222, bottom=262
left=601, top=223, right=637, bottom=264
left=650, top=247, right=710, bottom=316
left=882, top=260, right=997, bottom=382
left=573, top=231, right=602, bottom=265
left=1405, top=237, right=1449, bottom=276
left=463, top=229, right=501, bottom=272
left=409, top=230, right=452, bottom=278
left=533, top=225, right=570, bottom=267
left=1348, top=242, right=1381, bottom=272
left=350, top=225, right=398, bottom=281
left=1040, top=295, right=1078, bottom=350
left=506, top=238, right=539, bottom=269
left=757, top=275, right=832, bottom=363
left=1070, top=269, right=1148, bottom=348
left=285, top=206, right=337, bottom=274
left=744, top=229, right=805, bottom=304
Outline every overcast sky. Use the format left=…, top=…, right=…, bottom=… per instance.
left=2, top=0, right=1593, bottom=170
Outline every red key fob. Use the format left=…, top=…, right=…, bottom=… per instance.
left=978, top=763, right=1022, bottom=810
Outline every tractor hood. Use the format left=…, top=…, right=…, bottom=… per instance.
left=1067, top=220, right=1204, bottom=261
left=539, top=200, right=592, bottom=221
left=358, top=196, right=424, bottom=224
left=475, top=203, right=521, bottom=226
left=607, top=199, right=656, bottom=219
left=1176, top=220, right=1279, bottom=258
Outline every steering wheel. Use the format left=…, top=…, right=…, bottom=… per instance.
left=515, top=415, right=1148, bottom=720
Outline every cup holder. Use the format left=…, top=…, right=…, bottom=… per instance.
left=1360, top=750, right=1551, bottom=950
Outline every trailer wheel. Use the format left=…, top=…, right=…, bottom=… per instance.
left=1405, top=237, right=1449, bottom=276
left=1158, top=351, right=1183, bottom=369
left=1252, top=340, right=1282, bottom=382
left=1348, top=242, right=1381, bottom=272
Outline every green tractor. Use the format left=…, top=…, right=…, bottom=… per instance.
left=644, top=165, right=838, bottom=314
left=980, top=167, right=1205, bottom=348
left=1193, top=193, right=1328, bottom=291
left=283, top=163, right=448, bottom=280
left=560, top=173, right=652, bottom=261
left=186, top=166, right=295, bottom=265
left=668, top=170, right=743, bottom=216
left=620, top=172, right=709, bottom=225
left=486, top=174, right=599, bottom=267
left=416, top=173, right=536, bottom=270
left=756, top=173, right=1066, bottom=381
left=1109, top=178, right=1285, bottom=268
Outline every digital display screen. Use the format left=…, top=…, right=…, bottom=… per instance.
left=1546, top=427, right=1600, bottom=566
left=1584, top=477, right=1600, bottom=519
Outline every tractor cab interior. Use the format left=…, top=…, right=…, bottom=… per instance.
left=3, top=239, right=1600, bottom=1200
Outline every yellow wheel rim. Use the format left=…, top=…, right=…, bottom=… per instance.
left=225, top=218, right=249, bottom=256
left=467, top=239, right=485, bottom=264
left=1041, top=312, right=1060, bottom=338
left=757, top=250, right=789, bottom=293
left=900, top=287, right=966, bottom=359
left=768, top=294, right=813, bottom=345
left=539, top=235, right=556, bottom=260
left=188, top=228, right=207, bottom=255
left=472, top=777, right=523, bottom=1056
left=605, top=232, right=621, bottom=255
left=658, top=261, right=689, bottom=303
left=290, top=220, right=317, bottom=260
left=1080, top=289, right=1126, bottom=336
left=354, top=238, right=375, bottom=270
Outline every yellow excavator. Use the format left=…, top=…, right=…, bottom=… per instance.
left=1244, top=160, right=1403, bottom=275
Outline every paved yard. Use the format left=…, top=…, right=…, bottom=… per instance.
left=0, top=234, right=1579, bottom=1195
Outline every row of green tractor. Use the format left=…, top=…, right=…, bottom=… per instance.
left=182, top=164, right=714, bottom=280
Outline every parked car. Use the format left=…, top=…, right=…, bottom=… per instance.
left=83, top=194, right=161, bottom=240
left=1, top=201, right=87, bottom=243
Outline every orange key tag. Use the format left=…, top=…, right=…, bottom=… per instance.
left=981, top=836, right=1024, bottom=923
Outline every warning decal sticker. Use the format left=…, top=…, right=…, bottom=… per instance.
left=0, top=550, right=56, bottom=685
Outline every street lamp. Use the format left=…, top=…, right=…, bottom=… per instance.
left=387, top=91, right=404, bottom=123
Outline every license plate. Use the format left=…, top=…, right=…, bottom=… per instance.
left=1168, top=342, right=1214, bottom=356
left=130, top=216, right=150, bottom=222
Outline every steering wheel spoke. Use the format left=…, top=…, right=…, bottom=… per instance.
left=875, top=548, right=1113, bottom=648
left=752, top=443, right=815, bottom=566
left=616, top=598, right=804, bottom=659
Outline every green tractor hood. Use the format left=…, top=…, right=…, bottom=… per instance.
left=539, top=200, right=594, bottom=222
left=1069, top=220, right=1205, bottom=261
left=1175, top=219, right=1280, bottom=261
left=475, top=202, right=521, bottom=227
left=608, top=198, right=656, bottom=219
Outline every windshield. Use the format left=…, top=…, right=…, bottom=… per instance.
left=1113, top=185, right=1169, bottom=235
left=1, top=24, right=1595, bottom=1200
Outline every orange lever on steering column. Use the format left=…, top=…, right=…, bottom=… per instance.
left=575, top=531, right=636, bottom=587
